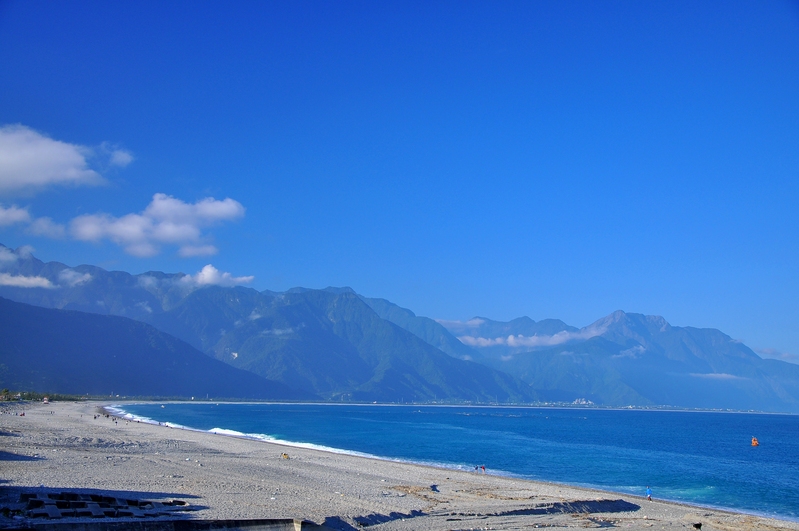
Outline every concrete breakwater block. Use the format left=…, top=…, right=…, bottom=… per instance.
left=20, top=493, right=193, bottom=520
left=11, top=518, right=331, bottom=530
left=11, top=492, right=332, bottom=531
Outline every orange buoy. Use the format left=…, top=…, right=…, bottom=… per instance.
left=751, top=437, right=759, bottom=447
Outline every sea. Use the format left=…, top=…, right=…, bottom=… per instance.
left=113, top=403, right=799, bottom=522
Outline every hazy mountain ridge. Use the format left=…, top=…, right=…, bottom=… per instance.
left=0, top=245, right=535, bottom=402
left=177, top=288, right=537, bottom=402
left=358, top=295, right=483, bottom=361
left=440, top=310, right=799, bottom=410
left=0, top=296, right=309, bottom=399
left=2, top=243, right=799, bottom=411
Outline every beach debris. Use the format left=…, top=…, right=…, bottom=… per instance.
left=20, top=492, right=193, bottom=519
left=281, top=452, right=290, bottom=459
left=354, top=509, right=425, bottom=527
left=693, top=524, right=703, bottom=530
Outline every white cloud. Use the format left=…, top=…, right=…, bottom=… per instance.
left=136, top=275, right=161, bottom=290
left=1, top=205, right=68, bottom=239
left=612, top=345, right=646, bottom=359
left=0, top=204, right=31, bottom=225
left=100, top=142, right=134, bottom=167
left=178, top=244, right=218, bottom=257
left=16, top=245, right=34, bottom=259
left=58, top=269, right=92, bottom=287
left=260, top=323, right=304, bottom=336
left=180, top=264, right=254, bottom=287
left=27, top=217, right=66, bottom=238
left=111, top=150, right=133, bottom=166
left=689, top=373, right=746, bottom=381
left=458, top=327, right=606, bottom=349
left=261, top=327, right=298, bottom=336
left=0, top=272, right=54, bottom=288
left=134, top=301, right=153, bottom=313
left=70, top=193, right=245, bottom=257
left=756, top=348, right=799, bottom=365
left=0, top=246, right=17, bottom=263
left=0, top=124, right=105, bottom=194
left=458, top=335, right=506, bottom=347
left=235, top=309, right=265, bottom=326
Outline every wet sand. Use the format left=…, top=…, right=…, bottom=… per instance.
left=1, top=401, right=797, bottom=530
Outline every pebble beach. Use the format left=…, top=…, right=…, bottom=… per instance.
left=2, top=401, right=797, bottom=531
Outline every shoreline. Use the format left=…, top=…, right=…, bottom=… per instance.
left=107, top=402, right=796, bottom=524
left=2, top=401, right=797, bottom=531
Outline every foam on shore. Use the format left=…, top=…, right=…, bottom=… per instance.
left=106, top=402, right=799, bottom=524
left=4, top=401, right=795, bottom=531
left=110, top=403, right=487, bottom=474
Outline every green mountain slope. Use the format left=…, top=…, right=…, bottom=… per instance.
left=487, top=312, right=799, bottom=412
left=0, top=297, right=310, bottom=400
left=183, top=289, right=538, bottom=402
left=357, top=295, right=482, bottom=361
left=3, top=243, right=799, bottom=411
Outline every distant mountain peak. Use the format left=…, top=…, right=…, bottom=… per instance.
left=323, top=286, right=356, bottom=295
left=587, top=310, right=671, bottom=334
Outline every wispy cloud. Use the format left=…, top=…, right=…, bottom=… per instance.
left=70, top=193, right=245, bottom=257
left=458, top=326, right=605, bottom=349
left=0, top=124, right=106, bottom=195
left=260, top=324, right=304, bottom=336
left=756, top=348, right=799, bottom=365
left=27, top=217, right=66, bottom=238
left=100, top=142, right=134, bottom=168
left=178, top=244, right=219, bottom=257
left=0, top=246, right=18, bottom=263
left=437, top=318, right=484, bottom=328
left=136, top=275, right=160, bottom=290
left=58, top=269, right=93, bottom=287
left=435, top=317, right=485, bottom=333
left=16, top=245, right=34, bottom=259
left=0, top=272, right=54, bottom=288
left=689, top=373, right=747, bottom=381
left=612, top=345, right=646, bottom=359
left=0, top=204, right=31, bottom=226
left=0, top=245, right=35, bottom=265
left=2, top=205, right=69, bottom=238
left=180, top=264, right=254, bottom=287
left=134, top=301, right=153, bottom=314
left=0, top=126, right=244, bottom=260
left=234, top=309, right=265, bottom=327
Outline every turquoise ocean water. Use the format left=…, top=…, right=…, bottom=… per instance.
left=115, top=403, right=799, bottom=521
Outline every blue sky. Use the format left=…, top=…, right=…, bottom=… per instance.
left=1, top=1, right=798, bottom=361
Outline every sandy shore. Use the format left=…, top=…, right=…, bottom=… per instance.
left=1, top=401, right=797, bottom=531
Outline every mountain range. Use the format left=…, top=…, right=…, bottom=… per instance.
left=1, top=243, right=798, bottom=412
left=0, top=296, right=308, bottom=400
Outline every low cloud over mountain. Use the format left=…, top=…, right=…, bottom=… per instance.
left=2, top=243, right=799, bottom=412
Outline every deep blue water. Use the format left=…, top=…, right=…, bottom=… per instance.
left=116, top=403, right=799, bottom=521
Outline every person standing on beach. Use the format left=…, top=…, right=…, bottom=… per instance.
left=646, top=486, right=652, bottom=501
